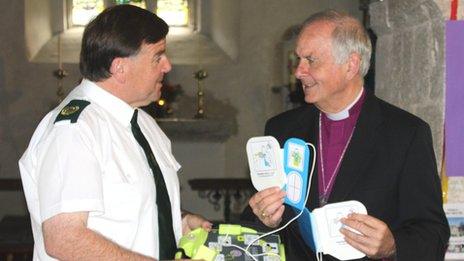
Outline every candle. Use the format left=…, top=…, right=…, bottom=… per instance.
left=58, top=34, right=62, bottom=70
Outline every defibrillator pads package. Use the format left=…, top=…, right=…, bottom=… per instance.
left=246, top=136, right=310, bottom=210
left=297, top=200, right=367, bottom=260
left=247, top=136, right=367, bottom=260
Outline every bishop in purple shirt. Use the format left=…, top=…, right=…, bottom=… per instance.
left=242, top=9, right=449, bottom=261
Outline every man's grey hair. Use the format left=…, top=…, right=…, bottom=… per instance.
left=301, top=10, right=372, bottom=77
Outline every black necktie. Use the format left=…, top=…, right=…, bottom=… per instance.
left=130, top=109, right=177, bottom=259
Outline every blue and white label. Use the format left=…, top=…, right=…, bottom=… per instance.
left=283, top=138, right=310, bottom=211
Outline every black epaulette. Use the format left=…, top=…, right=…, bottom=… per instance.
left=54, top=99, right=91, bottom=124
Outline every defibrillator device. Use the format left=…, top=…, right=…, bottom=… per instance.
left=175, top=224, right=286, bottom=261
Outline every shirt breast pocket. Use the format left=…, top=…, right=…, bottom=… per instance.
left=99, top=164, right=153, bottom=222
left=104, top=161, right=141, bottom=183
left=103, top=182, right=142, bottom=218
left=104, top=142, right=147, bottom=184
left=88, top=181, right=147, bottom=245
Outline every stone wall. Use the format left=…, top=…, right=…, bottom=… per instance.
left=371, top=0, right=464, bottom=206
left=370, top=0, right=445, bottom=168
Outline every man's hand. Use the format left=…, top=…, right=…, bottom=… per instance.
left=248, top=187, right=286, bottom=228
left=181, top=212, right=212, bottom=235
left=340, top=213, right=396, bottom=259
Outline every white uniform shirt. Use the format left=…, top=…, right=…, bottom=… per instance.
left=19, top=79, right=182, bottom=260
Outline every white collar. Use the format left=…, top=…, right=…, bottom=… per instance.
left=325, top=88, right=364, bottom=121
left=80, top=79, right=135, bottom=127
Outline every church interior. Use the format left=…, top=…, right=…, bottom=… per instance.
left=0, top=0, right=462, bottom=259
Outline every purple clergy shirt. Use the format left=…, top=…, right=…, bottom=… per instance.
left=317, top=89, right=366, bottom=204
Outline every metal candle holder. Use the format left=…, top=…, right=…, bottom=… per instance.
left=53, top=69, right=68, bottom=102
left=194, top=69, right=208, bottom=119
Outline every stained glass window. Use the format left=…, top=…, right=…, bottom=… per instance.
left=114, top=0, right=146, bottom=9
left=71, top=0, right=105, bottom=26
left=70, top=0, right=189, bottom=27
left=155, top=0, right=189, bottom=27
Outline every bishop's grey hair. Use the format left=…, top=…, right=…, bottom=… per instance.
left=301, top=10, right=372, bottom=77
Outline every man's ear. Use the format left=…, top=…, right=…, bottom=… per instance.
left=346, top=52, right=361, bottom=80
left=109, top=57, right=126, bottom=83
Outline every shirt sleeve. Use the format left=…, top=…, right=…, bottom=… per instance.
left=37, top=123, right=104, bottom=222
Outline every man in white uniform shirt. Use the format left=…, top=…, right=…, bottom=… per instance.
left=19, top=5, right=211, bottom=260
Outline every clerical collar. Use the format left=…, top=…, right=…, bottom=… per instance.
left=325, top=88, right=364, bottom=121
